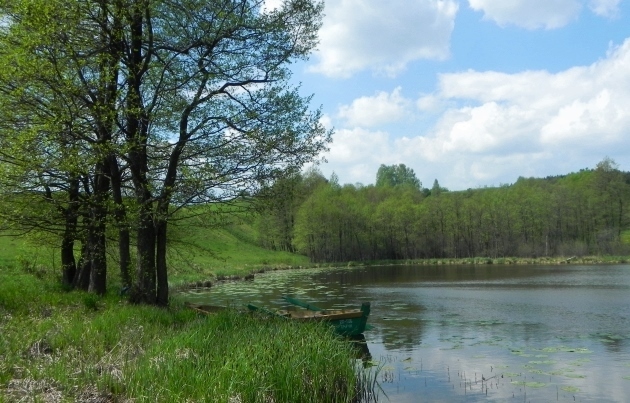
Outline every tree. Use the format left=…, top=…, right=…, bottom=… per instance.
left=0, top=0, right=330, bottom=305
left=0, top=0, right=126, bottom=294
left=430, top=179, right=448, bottom=196
left=375, top=164, right=421, bottom=189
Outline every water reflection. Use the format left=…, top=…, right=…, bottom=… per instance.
left=182, top=264, right=630, bottom=402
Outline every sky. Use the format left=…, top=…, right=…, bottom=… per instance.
left=269, top=0, right=630, bottom=190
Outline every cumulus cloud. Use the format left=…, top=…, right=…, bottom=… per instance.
left=468, top=0, right=582, bottom=29
left=309, top=0, right=458, bottom=78
left=321, top=127, right=396, bottom=184
left=588, top=0, right=621, bottom=18
left=406, top=38, right=630, bottom=186
left=337, top=87, right=412, bottom=127
left=468, top=0, right=622, bottom=29
left=323, top=38, right=630, bottom=189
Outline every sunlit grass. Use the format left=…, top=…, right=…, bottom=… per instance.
left=0, top=265, right=369, bottom=402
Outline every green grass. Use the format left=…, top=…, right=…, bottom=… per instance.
left=167, top=220, right=309, bottom=283
left=0, top=214, right=311, bottom=287
left=0, top=265, right=370, bottom=402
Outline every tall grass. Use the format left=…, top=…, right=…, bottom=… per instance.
left=0, top=265, right=369, bottom=402
left=125, top=312, right=361, bottom=402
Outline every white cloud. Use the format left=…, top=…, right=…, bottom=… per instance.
left=468, top=0, right=622, bottom=29
left=322, top=127, right=394, bottom=184
left=408, top=38, right=630, bottom=187
left=468, top=0, right=582, bottom=29
left=588, top=0, right=621, bottom=18
left=323, top=38, right=630, bottom=189
left=309, top=0, right=458, bottom=78
left=337, top=87, right=412, bottom=127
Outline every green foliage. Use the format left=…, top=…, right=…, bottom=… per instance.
left=375, top=163, right=421, bottom=189
left=0, top=0, right=331, bottom=302
left=0, top=267, right=363, bottom=402
left=292, top=159, right=630, bottom=262
left=126, top=313, right=359, bottom=402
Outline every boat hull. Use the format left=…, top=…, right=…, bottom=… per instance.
left=248, top=297, right=371, bottom=337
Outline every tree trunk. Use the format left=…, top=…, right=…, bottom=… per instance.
left=109, top=155, right=131, bottom=287
left=156, top=218, right=169, bottom=306
left=87, top=217, right=107, bottom=295
left=61, top=235, right=76, bottom=289
left=61, top=177, right=80, bottom=288
left=132, top=205, right=156, bottom=304
left=74, top=239, right=91, bottom=291
left=87, top=161, right=110, bottom=295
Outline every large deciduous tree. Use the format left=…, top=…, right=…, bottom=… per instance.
left=119, top=0, right=329, bottom=305
left=0, top=0, right=330, bottom=305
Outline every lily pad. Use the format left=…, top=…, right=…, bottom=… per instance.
left=561, top=386, right=580, bottom=392
left=511, top=381, right=546, bottom=388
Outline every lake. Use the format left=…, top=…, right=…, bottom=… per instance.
left=181, top=264, right=630, bottom=402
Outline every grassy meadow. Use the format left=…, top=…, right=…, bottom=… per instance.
left=0, top=222, right=373, bottom=402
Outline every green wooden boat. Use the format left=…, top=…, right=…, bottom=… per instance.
left=247, top=296, right=371, bottom=337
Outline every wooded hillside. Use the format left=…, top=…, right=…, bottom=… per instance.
left=257, top=159, right=630, bottom=262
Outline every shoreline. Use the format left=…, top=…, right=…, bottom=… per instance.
left=172, top=255, right=630, bottom=291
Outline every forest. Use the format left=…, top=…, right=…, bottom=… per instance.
left=256, top=159, right=630, bottom=263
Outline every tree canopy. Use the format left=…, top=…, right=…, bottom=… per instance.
left=0, top=0, right=330, bottom=304
left=262, top=159, right=630, bottom=263
left=375, top=164, right=421, bottom=189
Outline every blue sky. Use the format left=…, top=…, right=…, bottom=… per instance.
left=273, top=0, right=630, bottom=190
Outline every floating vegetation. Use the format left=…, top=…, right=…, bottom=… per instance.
left=503, top=372, right=522, bottom=378
left=440, top=345, right=463, bottom=350
left=561, top=386, right=580, bottom=392
left=548, top=370, right=566, bottom=376
left=540, top=346, right=591, bottom=354
left=564, top=373, right=586, bottom=379
left=511, top=381, right=546, bottom=388
left=404, top=366, right=417, bottom=371
left=472, top=355, right=486, bottom=358
left=568, top=358, right=591, bottom=367
left=623, top=376, right=630, bottom=381
left=528, top=360, right=555, bottom=365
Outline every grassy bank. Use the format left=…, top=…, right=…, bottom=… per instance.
left=0, top=264, right=370, bottom=402
left=2, top=226, right=629, bottom=401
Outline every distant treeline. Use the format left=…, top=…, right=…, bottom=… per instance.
left=256, top=159, right=630, bottom=262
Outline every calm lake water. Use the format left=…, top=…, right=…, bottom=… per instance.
left=181, top=264, right=630, bottom=402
